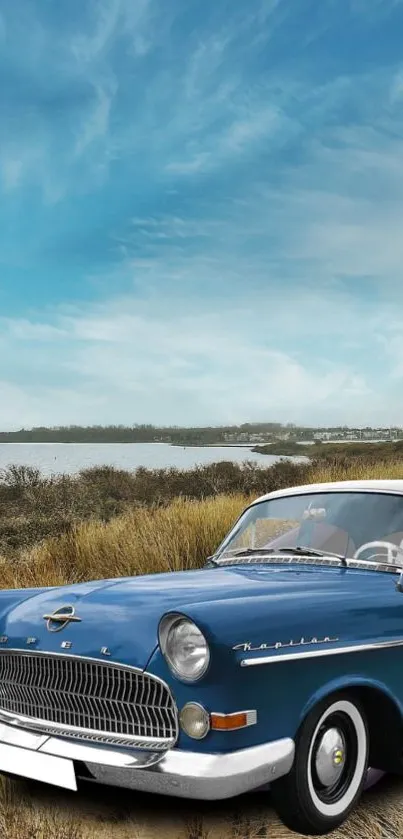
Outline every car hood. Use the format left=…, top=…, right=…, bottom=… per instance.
left=0, top=563, right=367, bottom=669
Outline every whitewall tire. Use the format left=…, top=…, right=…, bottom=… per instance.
left=271, top=692, right=369, bottom=836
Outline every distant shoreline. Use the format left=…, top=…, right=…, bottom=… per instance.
left=0, top=440, right=258, bottom=448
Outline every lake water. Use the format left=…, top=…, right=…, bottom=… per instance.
left=0, top=442, right=297, bottom=477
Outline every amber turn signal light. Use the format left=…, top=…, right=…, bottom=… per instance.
left=211, top=710, right=257, bottom=730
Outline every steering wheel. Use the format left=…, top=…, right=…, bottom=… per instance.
left=353, top=541, right=403, bottom=564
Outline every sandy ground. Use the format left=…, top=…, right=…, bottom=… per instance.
left=4, top=773, right=403, bottom=839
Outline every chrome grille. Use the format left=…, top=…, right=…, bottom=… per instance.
left=0, top=650, right=178, bottom=749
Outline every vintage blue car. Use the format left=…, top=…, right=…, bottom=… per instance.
left=0, top=478, right=403, bottom=835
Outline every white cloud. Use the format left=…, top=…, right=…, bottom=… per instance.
left=0, top=319, right=66, bottom=341
left=0, top=380, right=105, bottom=431
left=165, top=153, right=212, bottom=176
left=221, top=108, right=282, bottom=152
left=1, top=157, right=23, bottom=191
left=71, top=0, right=155, bottom=65
left=0, top=140, right=46, bottom=194
left=70, top=0, right=123, bottom=64
left=0, top=381, right=43, bottom=429
left=0, top=0, right=155, bottom=199
left=164, top=85, right=296, bottom=176
left=0, top=286, right=381, bottom=429
left=128, top=215, right=225, bottom=240
left=75, top=82, right=116, bottom=156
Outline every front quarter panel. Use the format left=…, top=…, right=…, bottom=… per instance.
left=146, top=566, right=403, bottom=755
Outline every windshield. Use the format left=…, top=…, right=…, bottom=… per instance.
left=216, top=492, right=403, bottom=565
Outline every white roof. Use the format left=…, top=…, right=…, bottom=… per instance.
left=251, top=479, right=403, bottom=506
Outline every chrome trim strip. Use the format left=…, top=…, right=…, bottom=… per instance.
left=0, top=649, right=179, bottom=749
left=347, top=558, right=403, bottom=573
left=0, top=647, right=149, bottom=676
left=41, top=737, right=165, bottom=768
left=240, top=638, right=403, bottom=667
left=215, top=554, right=403, bottom=575
left=43, top=613, right=82, bottom=621
left=0, top=709, right=175, bottom=750
left=216, top=554, right=344, bottom=568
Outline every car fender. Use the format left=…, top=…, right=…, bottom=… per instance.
left=299, top=673, right=403, bottom=726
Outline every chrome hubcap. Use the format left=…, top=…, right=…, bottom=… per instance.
left=315, top=727, right=346, bottom=788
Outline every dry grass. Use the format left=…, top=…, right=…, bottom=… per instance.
left=0, top=776, right=88, bottom=839
left=308, top=457, right=403, bottom=484
left=1, top=774, right=403, bottom=839
left=0, top=493, right=247, bottom=589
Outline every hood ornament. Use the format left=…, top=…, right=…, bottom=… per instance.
left=43, top=605, right=82, bottom=633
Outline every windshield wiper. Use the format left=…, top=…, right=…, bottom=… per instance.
left=218, top=546, right=348, bottom=566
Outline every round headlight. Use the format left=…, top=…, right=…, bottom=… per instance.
left=180, top=703, right=210, bottom=739
left=159, top=614, right=210, bottom=682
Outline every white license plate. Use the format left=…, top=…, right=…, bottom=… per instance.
left=0, top=742, right=77, bottom=790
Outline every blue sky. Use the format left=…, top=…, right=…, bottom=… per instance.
left=1, top=0, right=403, bottom=428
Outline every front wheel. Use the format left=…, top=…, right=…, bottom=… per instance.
left=271, top=693, right=369, bottom=836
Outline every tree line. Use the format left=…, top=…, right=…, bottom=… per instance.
left=0, top=422, right=288, bottom=445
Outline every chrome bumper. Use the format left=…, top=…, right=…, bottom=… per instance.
left=0, top=721, right=295, bottom=800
